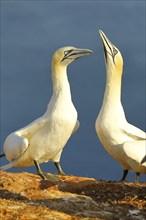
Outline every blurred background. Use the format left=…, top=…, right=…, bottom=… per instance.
left=1, top=1, right=145, bottom=182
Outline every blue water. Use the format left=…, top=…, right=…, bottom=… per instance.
left=1, top=1, right=145, bottom=182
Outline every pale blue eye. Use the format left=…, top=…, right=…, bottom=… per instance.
left=64, top=51, right=69, bottom=56
left=64, top=50, right=73, bottom=56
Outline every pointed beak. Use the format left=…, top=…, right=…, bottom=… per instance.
left=99, top=30, right=113, bottom=51
left=68, top=48, right=93, bottom=60
left=99, top=30, right=112, bottom=59
left=99, top=30, right=118, bottom=63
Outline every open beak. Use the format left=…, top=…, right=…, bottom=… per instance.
left=99, top=30, right=118, bottom=63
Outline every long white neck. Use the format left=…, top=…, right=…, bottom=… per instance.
left=51, top=63, right=71, bottom=99
left=102, top=66, right=122, bottom=110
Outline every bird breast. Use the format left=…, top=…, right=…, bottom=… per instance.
left=27, top=99, right=77, bottom=161
left=95, top=111, right=132, bottom=149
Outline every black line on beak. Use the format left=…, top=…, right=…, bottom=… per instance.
left=61, top=49, right=74, bottom=62
left=103, top=44, right=108, bottom=62
left=101, top=33, right=118, bottom=64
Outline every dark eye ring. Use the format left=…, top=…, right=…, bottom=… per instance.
left=64, top=51, right=69, bottom=56
left=64, top=50, right=73, bottom=56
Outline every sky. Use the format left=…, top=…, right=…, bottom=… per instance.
left=0, top=0, right=145, bottom=182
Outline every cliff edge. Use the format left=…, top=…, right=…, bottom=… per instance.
left=0, top=171, right=146, bottom=219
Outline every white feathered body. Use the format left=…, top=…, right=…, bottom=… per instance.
left=3, top=65, right=77, bottom=168
left=1, top=46, right=93, bottom=171
left=95, top=60, right=146, bottom=174
left=96, top=101, right=146, bottom=173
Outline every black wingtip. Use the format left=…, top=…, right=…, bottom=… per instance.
left=0, top=153, right=5, bottom=158
left=141, top=155, right=146, bottom=164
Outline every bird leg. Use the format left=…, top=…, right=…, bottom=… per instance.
left=135, top=172, right=140, bottom=183
left=54, top=162, right=65, bottom=175
left=120, top=169, right=128, bottom=181
left=34, top=160, right=47, bottom=180
left=34, top=160, right=60, bottom=182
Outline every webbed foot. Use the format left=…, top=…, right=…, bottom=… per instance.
left=34, top=160, right=60, bottom=182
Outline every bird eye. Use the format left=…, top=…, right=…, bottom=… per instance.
left=64, top=50, right=73, bottom=56
left=64, top=50, right=69, bottom=56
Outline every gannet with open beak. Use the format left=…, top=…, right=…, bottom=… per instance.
left=0, top=46, right=93, bottom=180
left=95, top=30, right=146, bottom=182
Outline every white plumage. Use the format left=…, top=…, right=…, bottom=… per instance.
left=95, top=30, right=146, bottom=182
left=0, top=46, right=93, bottom=179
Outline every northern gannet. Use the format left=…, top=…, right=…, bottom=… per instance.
left=0, top=46, right=93, bottom=180
left=95, top=30, right=146, bottom=182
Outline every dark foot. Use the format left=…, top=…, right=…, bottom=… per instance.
left=34, top=160, right=47, bottom=180
left=135, top=172, right=140, bottom=183
left=42, top=173, right=60, bottom=182
left=34, top=160, right=60, bottom=182
left=54, top=162, right=65, bottom=175
left=120, top=169, right=128, bottom=181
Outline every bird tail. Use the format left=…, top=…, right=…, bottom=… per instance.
left=0, top=153, right=5, bottom=158
left=0, top=158, right=18, bottom=171
left=141, top=155, right=146, bottom=164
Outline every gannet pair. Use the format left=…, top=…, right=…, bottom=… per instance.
left=0, top=46, right=93, bottom=180
left=1, top=32, right=145, bottom=183
left=95, top=30, right=146, bottom=182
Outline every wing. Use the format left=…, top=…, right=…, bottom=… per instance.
left=4, top=116, right=49, bottom=162
left=4, top=133, right=29, bottom=162
left=122, top=122, right=146, bottom=141
left=1, top=134, right=29, bottom=171
left=18, top=116, right=49, bottom=137
left=0, top=157, right=20, bottom=171
left=141, top=155, right=146, bottom=164
left=72, top=120, right=80, bottom=135
left=123, top=140, right=146, bottom=165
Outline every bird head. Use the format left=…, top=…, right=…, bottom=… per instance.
left=99, top=30, right=123, bottom=75
left=52, top=46, right=93, bottom=67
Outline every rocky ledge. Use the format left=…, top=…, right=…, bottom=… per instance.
left=0, top=171, right=146, bottom=220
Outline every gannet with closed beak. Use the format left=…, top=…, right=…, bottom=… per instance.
left=95, top=30, right=146, bottom=182
left=0, top=46, right=93, bottom=180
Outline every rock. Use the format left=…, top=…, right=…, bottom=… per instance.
left=0, top=171, right=146, bottom=219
